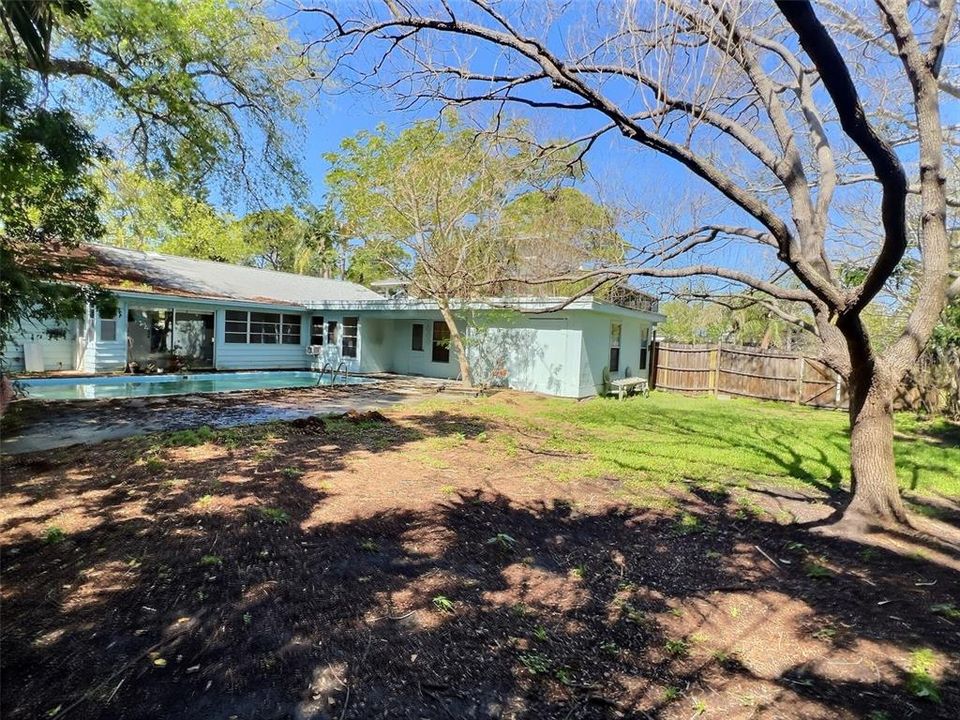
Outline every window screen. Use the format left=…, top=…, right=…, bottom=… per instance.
left=281, top=314, right=301, bottom=345
left=249, top=312, right=280, bottom=344
left=225, top=310, right=248, bottom=343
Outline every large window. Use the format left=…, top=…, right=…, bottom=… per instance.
left=341, top=317, right=358, bottom=358
left=432, top=321, right=450, bottom=363
left=411, top=323, right=424, bottom=351
left=609, top=323, right=622, bottom=373
left=310, top=316, right=325, bottom=345
left=225, top=311, right=301, bottom=344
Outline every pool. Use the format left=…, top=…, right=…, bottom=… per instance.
left=17, top=371, right=375, bottom=401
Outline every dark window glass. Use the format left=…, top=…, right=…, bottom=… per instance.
left=609, top=323, right=622, bottom=373
left=310, top=316, right=325, bottom=345
left=326, top=320, right=337, bottom=344
left=432, top=321, right=450, bottom=363
left=411, top=323, right=424, bottom=351
left=225, top=310, right=248, bottom=343
left=249, top=311, right=280, bottom=344
left=100, top=316, right=117, bottom=342
left=281, top=314, right=301, bottom=345
left=639, top=346, right=648, bottom=371
left=341, top=316, right=358, bottom=358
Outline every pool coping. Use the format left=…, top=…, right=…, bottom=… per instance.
left=11, top=371, right=386, bottom=403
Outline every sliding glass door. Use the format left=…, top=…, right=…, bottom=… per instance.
left=127, top=308, right=214, bottom=370
left=173, top=312, right=215, bottom=367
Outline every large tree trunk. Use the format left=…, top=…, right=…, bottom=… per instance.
left=843, top=360, right=908, bottom=526
left=438, top=303, right=474, bottom=388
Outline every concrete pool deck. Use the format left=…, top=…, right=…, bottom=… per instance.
left=0, top=376, right=466, bottom=454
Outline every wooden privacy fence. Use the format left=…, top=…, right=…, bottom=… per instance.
left=651, top=342, right=848, bottom=409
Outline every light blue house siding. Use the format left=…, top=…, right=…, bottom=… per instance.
left=76, top=293, right=366, bottom=374
left=341, top=301, right=661, bottom=398
left=571, top=309, right=654, bottom=397
left=2, top=317, right=80, bottom=372
left=5, top=292, right=661, bottom=399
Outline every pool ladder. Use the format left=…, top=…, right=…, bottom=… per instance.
left=316, top=361, right=349, bottom=386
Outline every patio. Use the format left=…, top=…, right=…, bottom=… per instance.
left=0, top=375, right=460, bottom=454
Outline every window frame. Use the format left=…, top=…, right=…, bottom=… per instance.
left=224, top=310, right=249, bottom=344
left=310, top=316, right=325, bottom=346
left=639, top=327, right=649, bottom=371
left=432, top=321, right=451, bottom=364
left=224, top=310, right=301, bottom=345
left=411, top=322, right=424, bottom=352
left=341, top=316, right=358, bottom=359
left=609, top=322, right=622, bottom=373
left=249, top=311, right=281, bottom=344
left=280, top=314, right=302, bottom=345
left=99, top=313, right=118, bottom=342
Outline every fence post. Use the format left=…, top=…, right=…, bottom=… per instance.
left=650, top=341, right=660, bottom=389
left=709, top=343, right=720, bottom=395
left=795, top=356, right=804, bottom=405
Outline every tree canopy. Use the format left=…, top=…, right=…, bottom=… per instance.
left=314, top=0, right=957, bottom=528
left=326, top=119, right=624, bottom=384
left=4, top=0, right=314, bottom=202
left=0, top=62, right=114, bottom=352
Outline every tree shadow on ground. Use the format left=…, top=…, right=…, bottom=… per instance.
left=1, top=412, right=958, bottom=720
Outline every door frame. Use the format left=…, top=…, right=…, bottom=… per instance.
left=126, top=306, right=217, bottom=370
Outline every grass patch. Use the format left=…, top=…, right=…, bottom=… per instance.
left=161, top=426, right=215, bottom=447
left=432, top=595, right=455, bottom=614
left=675, top=512, right=703, bottom=534
left=43, top=526, right=66, bottom=544
left=665, top=637, right=691, bottom=657
left=429, top=393, right=958, bottom=499
left=518, top=652, right=549, bottom=675
left=258, top=507, right=290, bottom=525
left=930, top=602, right=960, bottom=620
left=906, top=648, right=940, bottom=702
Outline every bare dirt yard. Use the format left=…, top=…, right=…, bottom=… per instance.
left=2, top=391, right=958, bottom=719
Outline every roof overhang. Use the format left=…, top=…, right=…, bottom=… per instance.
left=304, top=296, right=666, bottom=323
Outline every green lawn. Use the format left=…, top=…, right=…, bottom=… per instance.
left=431, top=391, right=960, bottom=500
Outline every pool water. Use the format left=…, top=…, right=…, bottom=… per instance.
left=18, top=371, right=374, bottom=401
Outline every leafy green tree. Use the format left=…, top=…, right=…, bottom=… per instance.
left=501, top=188, right=625, bottom=279
left=4, top=0, right=311, bottom=201
left=97, top=164, right=247, bottom=262
left=326, top=120, right=616, bottom=386
left=241, top=205, right=346, bottom=278
left=0, top=0, right=310, bottom=364
left=0, top=63, right=114, bottom=355
left=658, top=299, right=728, bottom=345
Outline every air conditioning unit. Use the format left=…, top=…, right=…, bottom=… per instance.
left=305, top=345, right=324, bottom=356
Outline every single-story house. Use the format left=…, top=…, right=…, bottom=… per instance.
left=4, top=245, right=665, bottom=398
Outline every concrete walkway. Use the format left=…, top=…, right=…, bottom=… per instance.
left=1, top=377, right=461, bottom=454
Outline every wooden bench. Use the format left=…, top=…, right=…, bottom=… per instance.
left=609, top=376, right=649, bottom=400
